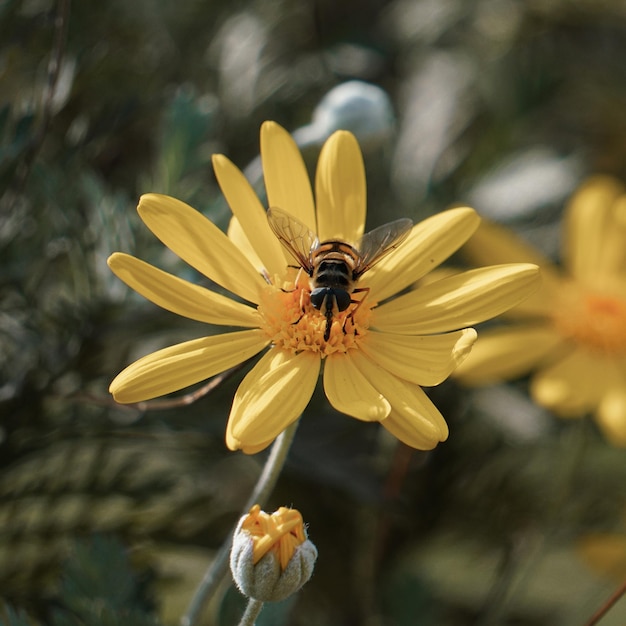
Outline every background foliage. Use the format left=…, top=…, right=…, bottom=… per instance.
left=2, top=0, right=626, bottom=624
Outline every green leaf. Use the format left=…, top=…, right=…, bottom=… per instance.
left=0, top=605, right=35, bottom=626
left=50, top=535, right=161, bottom=626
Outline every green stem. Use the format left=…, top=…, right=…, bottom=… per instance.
left=180, top=418, right=300, bottom=626
left=237, top=599, right=264, bottom=626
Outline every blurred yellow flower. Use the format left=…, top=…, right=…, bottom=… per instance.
left=578, top=531, right=626, bottom=581
left=455, top=176, right=626, bottom=446
left=109, top=121, right=539, bottom=453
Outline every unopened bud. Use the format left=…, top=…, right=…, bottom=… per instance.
left=230, top=504, right=318, bottom=602
left=292, top=80, right=395, bottom=150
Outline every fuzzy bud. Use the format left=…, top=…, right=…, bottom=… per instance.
left=230, top=504, right=318, bottom=602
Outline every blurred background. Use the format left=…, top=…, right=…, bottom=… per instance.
left=2, top=0, right=626, bottom=624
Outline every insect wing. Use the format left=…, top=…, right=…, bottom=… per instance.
left=267, top=207, right=318, bottom=272
left=355, top=218, right=413, bottom=275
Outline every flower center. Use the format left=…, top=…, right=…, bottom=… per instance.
left=552, top=288, right=626, bottom=354
left=257, top=271, right=372, bottom=356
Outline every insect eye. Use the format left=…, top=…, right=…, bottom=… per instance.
left=310, top=288, right=328, bottom=310
left=334, top=290, right=351, bottom=312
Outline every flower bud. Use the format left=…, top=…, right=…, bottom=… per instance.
left=292, top=80, right=395, bottom=149
left=230, top=504, right=318, bottom=602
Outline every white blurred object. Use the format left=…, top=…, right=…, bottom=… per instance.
left=392, top=51, right=477, bottom=205
left=468, top=148, right=582, bottom=221
left=292, top=80, right=395, bottom=149
left=244, top=81, right=395, bottom=184
left=471, top=385, right=552, bottom=443
left=49, top=57, right=76, bottom=115
left=386, top=0, right=463, bottom=45
left=212, top=13, right=267, bottom=119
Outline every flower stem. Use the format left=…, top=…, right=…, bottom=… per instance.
left=237, top=599, right=264, bottom=626
left=180, top=418, right=300, bottom=626
left=583, top=579, right=626, bottom=626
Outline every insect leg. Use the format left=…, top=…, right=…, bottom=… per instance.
left=342, top=287, right=370, bottom=334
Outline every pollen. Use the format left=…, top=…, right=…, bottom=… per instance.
left=552, top=286, right=626, bottom=354
left=258, top=273, right=373, bottom=356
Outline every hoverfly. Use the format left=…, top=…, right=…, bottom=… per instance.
left=267, top=207, right=413, bottom=341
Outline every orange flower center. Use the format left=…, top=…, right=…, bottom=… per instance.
left=552, top=289, right=626, bottom=354
left=241, top=504, right=306, bottom=570
left=257, top=271, right=372, bottom=356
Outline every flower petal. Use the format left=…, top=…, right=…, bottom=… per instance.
left=381, top=410, right=439, bottom=450
left=380, top=409, right=445, bottom=450
left=349, top=350, right=449, bottom=446
left=137, top=194, right=266, bottom=304
left=227, top=217, right=265, bottom=274
left=315, top=131, right=366, bottom=243
left=261, top=121, right=316, bottom=232
left=226, top=349, right=320, bottom=452
left=564, top=176, right=626, bottom=282
left=461, top=220, right=563, bottom=316
left=530, top=348, right=622, bottom=417
left=323, top=352, right=391, bottom=421
left=366, top=208, right=481, bottom=303
left=373, top=263, right=540, bottom=334
left=454, top=324, right=566, bottom=385
left=360, top=329, right=477, bottom=387
left=110, top=329, right=269, bottom=403
left=213, top=154, right=287, bottom=275
left=597, top=388, right=626, bottom=447
left=108, top=253, right=260, bottom=328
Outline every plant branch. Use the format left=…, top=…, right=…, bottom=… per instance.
left=180, top=418, right=300, bottom=626
left=583, top=579, right=626, bottom=626
left=237, top=599, right=264, bottom=626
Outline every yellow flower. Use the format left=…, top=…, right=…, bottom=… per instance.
left=108, top=121, right=539, bottom=454
left=240, top=504, right=309, bottom=570
left=454, top=176, right=626, bottom=446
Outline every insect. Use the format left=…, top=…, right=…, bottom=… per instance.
left=267, top=207, right=413, bottom=340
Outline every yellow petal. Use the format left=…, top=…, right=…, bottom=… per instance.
left=108, top=253, right=260, bottom=328
left=597, top=389, right=626, bottom=447
left=110, top=329, right=269, bottom=404
left=366, top=208, right=481, bottom=303
left=530, top=348, right=622, bottom=416
left=461, top=220, right=563, bottom=316
left=315, top=131, right=366, bottom=243
left=349, top=351, right=448, bottom=446
left=564, top=176, right=626, bottom=282
left=213, top=154, right=287, bottom=275
left=226, top=349, right=320, bottom=451
left=360, top=329, right=477, bottom=386
left=323, top=352, right=391, bottom=421
left=373, top=263, right=540, bottom=334
left=227, top=217, right=265, bottom=274
left=137, top=194, right=266, bottom=304
left=261, top=121, right=316, bottom=232
left=381, top=410, right=444, bottom=450
left=454, top=324, right=566, bottom=385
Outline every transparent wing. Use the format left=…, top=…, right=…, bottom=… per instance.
left=266, top=207, right=318, bottom=272
left=355, top=218, right=413, bottom=276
